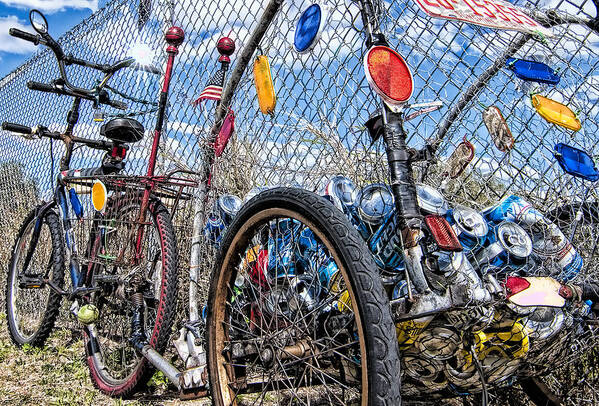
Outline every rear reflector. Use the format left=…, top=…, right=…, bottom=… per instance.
left=364, top=46, right=413, bottom=106
left=425, top=214, right=462, bottom=252
left=504, top=276, right=531, bottom=299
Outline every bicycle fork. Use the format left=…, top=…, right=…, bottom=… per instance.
left=381, top=109, right=463, bottom=318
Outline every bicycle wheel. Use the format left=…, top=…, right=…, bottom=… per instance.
left=519, top=202, right=599, bottom=406
left=5, top=207, right=65, bottom=347
left=83, top=196, right=178, bottom=397
left=207, top=187, right=401, bottom=406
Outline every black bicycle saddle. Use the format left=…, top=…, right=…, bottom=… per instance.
left=100, top=118, right=144, bottom=143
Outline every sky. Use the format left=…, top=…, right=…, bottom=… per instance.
left=0, top=0, right=109, bottom=79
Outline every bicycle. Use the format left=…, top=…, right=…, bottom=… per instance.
left=3, top=10, right=192, bottom=397
left=200, top=1, right=599, bottom=405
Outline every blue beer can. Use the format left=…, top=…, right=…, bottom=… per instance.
left=446, top=206, right=488, bottom=252
left=355, top=183, right=394, bottom=240
left=484, top=195, right=582, bottom=279
left=267, top=219, right=300, bottom=279
left=203, top=213, right=226, bottom=245
left=474, top=221, right=532, bottom=269
left=296, top=226, right=340, bottom=288
left=368, top=212, right=406, bottom=271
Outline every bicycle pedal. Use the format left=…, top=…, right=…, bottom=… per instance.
left=77, top=304, right=99, bottom=325
left=18, top=276, right=44, bottom=289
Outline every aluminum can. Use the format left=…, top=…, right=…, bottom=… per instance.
left=216, top=194, right=242, bottom=223
left=368, top=212, right=405, bottom=271
left=323, top=175, right=358, bottom=212
left=355, top=183, right=394, bottom=240
left=267, top=219, right=300, bottom=279
left=475, top=221, right=532, bottom=269
left=483, top=195, right=582, bottom=279
left=416, top=183, right=449, bottom=215
left=446, top=206, right=488, bottom=252
left=203, top=213, right=226, bottom=245
left=296, top=227, right=340, bottom=288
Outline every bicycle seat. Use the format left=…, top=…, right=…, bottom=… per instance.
left=100, top=118, right=144, bottom=143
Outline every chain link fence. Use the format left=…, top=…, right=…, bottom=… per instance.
left=1, top=0, right=598, bottom=403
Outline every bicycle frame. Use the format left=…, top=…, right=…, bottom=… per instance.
left=20, top=95, right=115, bottom=299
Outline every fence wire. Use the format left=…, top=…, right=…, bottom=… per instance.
left=1, top=0, right=599, bottom=403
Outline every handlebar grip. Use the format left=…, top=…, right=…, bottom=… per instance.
left=2, top=122, right=33, bottom=135
left=27, top=81, right=58, bottom=94
left=8, top=28, right=40, bottom=44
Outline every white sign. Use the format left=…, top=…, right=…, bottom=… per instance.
left=413, top=0, right=553, bottom=37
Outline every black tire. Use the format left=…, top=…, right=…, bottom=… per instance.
left=207, top=187, right=401, bottom=406
left=5, top=207, right=65, bottom=347
left=519, top=202, right=599, bottom=406
left=83, top=197, right=178, bottom=397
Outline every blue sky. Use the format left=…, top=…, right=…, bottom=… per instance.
left=0, top=0, right=109, bottom=79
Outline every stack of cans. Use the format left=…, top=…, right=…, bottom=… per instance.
left=482, top=195, right=582, bottom=280
left=203, top=194, right=243, bottom=245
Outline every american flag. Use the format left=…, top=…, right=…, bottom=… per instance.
left=192, top=69, right=224, bottom=105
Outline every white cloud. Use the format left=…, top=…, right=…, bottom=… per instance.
left=0, top=16, right=36, bottom=54
left=0, top=0, right=98, bottom=13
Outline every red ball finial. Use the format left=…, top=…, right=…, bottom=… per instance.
left=217, top=37, right=235, bottom=56
left=165, top=26, right=184, bottom=47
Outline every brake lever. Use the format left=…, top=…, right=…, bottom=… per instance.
left=404, top=101, right=443, bottom=122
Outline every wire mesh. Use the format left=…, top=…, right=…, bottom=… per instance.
left=0, top=0, right=599, bottom=403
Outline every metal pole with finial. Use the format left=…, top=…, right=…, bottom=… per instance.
left=146, top=26, right=184, bottom=178
left=189, top=36, right=236, bottom=325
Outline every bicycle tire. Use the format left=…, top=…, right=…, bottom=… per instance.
left=83, top=196, right=178, bottom=397
left=5, top=207, right=65, bottom=347
left=207, top=187, right=401, bottom=406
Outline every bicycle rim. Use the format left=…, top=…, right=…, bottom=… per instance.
left=209, top=208, right=369, bottom=406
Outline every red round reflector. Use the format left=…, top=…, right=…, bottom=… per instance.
left=364, top=46, right=413, bottom=105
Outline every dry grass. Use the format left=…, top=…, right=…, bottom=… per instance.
left=0, top=312, right=211, bottom=406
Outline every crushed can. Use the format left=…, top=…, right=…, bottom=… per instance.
left=355, top=183, right=394, bottom=240
left=474, top=221, right=532, bottom=269
left=446, top=206, right=488, bottom=252
left=483, top=195, right=582, bottom=279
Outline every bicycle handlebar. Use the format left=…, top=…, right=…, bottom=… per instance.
left=2, top=122, right=34, bottom=135
left=27, top=80, right=57, bottom=93
left=8, top=28, right=40, bottom=44
left=2, top=121, right=114, bottom=150
left=9, top=23, right=160, bottom=101
left=26, top=80, right=128, bottom=110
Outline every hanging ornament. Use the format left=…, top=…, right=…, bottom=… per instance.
left=137, top=0, right=151, bottom=31
left=294, top=3, right=328, bottom=53
left=253, top=53, right=276, bottom=115
left=531, top=94, right=581, bottom=131
left=553, top=143, right=599, bottom=181
left=482, top=106, right=514, bottom=153
left=215, top=109, right=235, bottom=158
left=506, top=58, right=560, bottom=85
left=445, top=137, right=475, bottom=179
